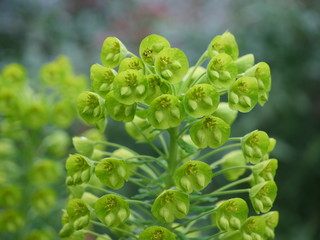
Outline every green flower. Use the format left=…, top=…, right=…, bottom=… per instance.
left=241, top=216, right=266, bottom=240
left=100, top=37, right=127, bottom=68
left=183, top=84, right=220, bottom=118
left=235, top=54, right=255, bottom=74
left=125, top=115, right=157, bottom=140
left=148, top=94, right=184, bottom=129
left=113, top=69, right=148, bottom=105
left=155, top=48, right=189, bottom=84
left=31, top=188, right=57, bottom=212
left=215, top=198, right=249, bottom=232
left=95, top=158, right=129, bottom=189
left=207, top=53, right=238, bottom=89
left=139, top=226, right=176, bottom=240
left=105, top=91, right=136, bottom=122
left=0, top=210, right=24, bottom=232
left=228, top=76, right=259, bottom=113
left=207, top=31, right=239, bottom=60
left=144, top=74, right=171, bottom=104
left=190, top=116, right=230, bottom=148
left=262, top=211, right=279, bottom=239
left=252, top=159, right=278, bottom=184
left=250, top=181, right=278, bottom=214
left=66, top=198, right=90, bottom=230
left=29, top=159, right=59, bottom=185
left=211, top=102, right=238, bottom=125
left=95, top=194, right=130, bottom=227
left=139, top=34, right=171, bottom=65
left=152, top=190, right=189, bottom=223
left=65, top=154, right=92, bottom=185
left=118, top=57, right=145, bottom=73
left=174, top=161, right=213, bottom=193
left=0, top=185, right=21, bottom=207
left=241, top=130, right=270, bottom=164
left=90, top=63, right=117, bottom=97
left=1, top=63, right=26, bottom=88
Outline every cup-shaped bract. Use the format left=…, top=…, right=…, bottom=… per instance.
left=252, top=159, right=278, bottom=184
left=241, top=216, right=266, bottom=240
left=31, top=188, right=57, bottom=212
left=139, top=226, right=176, bottom=240
left=65, top=154, right=92, bottom=185
left=151, top=190, right=190, bottom=223
left=215, top=198, right=249, bottom=232
left=228, top=76, right=259, bottom=113
left=72, top=136, right=95, bottom=157
left=94, top=194, right=130, bottom=227
left=244, top=62, right=271, bottom=106
left=0, top=209, right=24, bottom=232
left=235, top=54, right=255, bottom=74
left=242, top=130, right=270, bottom=164
left=262, top=211, right=279, bottom=239
left=221, top=150, right=247, bottom=181
left=139, top=34, right=171, bottom=65
left=43, top=130, right=70, bottom=157
left=148, top=94, right=184, bottom=129
left=207, top=31, right=239, bottom=60
left=66, top=198, right=90, bottom=230
left=144, top=74, right=171, bottom=104
left=90, top=64, right=117, bottom=97
left=250, top=181, right=278, bottom=214
left=211, top=102, right=238, bottom=125
left=100, top=37, right=127, bottom=68
left=155, top=48, right=189, bottom=84
left=113, top=69, right=148, bottom=105
left=1, top=63, right=26, bottom=88
left=52, top=100, right=76, bottom=128
left=95, top=158, right=129, bottom=189
left=174, top=161, right=213, bottom=193
left=190, top=116, right=230, bottom=149
left=0, top=185, right=21, bottom=207
left=125, top=115, right=157, bottom=140
left=207, top=53, right=238, bottom=89
left=77, top=91, right=105, bottom=124
left=118, top=57, right=145, bottom=73
left=23, top=102, right=48, bottom=129
left=105, top=91, right=136, bottom=122
left=59, top=211, right=74, bottom=238
left=183, top=84, right=220, bottom=118
left=29, top=159, right=59, bottom=185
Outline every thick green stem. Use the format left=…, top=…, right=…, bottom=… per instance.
left=165, top=127, right=180, bottom=188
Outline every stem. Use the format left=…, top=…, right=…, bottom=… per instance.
left=82, top=230, right=109, bottom=239
left=165, top=127, right=180, bottom=188
left=196, top=189, right=250, bottom=199
left=186, top=225, right=213, bottom=235
left=197, top=143, right=241, bottom=162
left=205, top=231, right=225, bottom=240
left=172, top=209, right=215, bottom=229
left=211, top=165, right=252, bottom=178
left=127, top=199, right=152, bottom=207
left=214, top=176, right=252, bottom=192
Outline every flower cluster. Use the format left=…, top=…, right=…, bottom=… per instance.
left=62, top=32, right=278, bottom=239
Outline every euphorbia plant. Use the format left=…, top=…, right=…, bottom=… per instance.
left=61, top=32, right=278, bottom=239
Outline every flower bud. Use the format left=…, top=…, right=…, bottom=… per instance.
left=139, top=34, right=171, bottom=66
left=183, top=84, right=220, bottom=118
left=90, top=63, right=117, bottom=97
left=125, top=115, right=157, bottom=140
left=139, top=226, right=176, bottom=240
left=235, top=54, right=254, bottom=74
left=95, top=158, right=129, bottom=189
left=211, top=102, right=238, bottom=125
left=242, top=130, right=270, bottom=164
left=207, top=31, right=239, bottom=60
left=119, top=57, right=145, bottom=73
left=262, top=211, right=279, bottom=239
left=250, top=181, right=277, bottom=214
left=207, top=53, right=238, bottom=89
left=105, top=91, right=136, bottom=122
left=94, top=194, right=130, bottom=227
left=151, top=190, right=189, bottom=223
left=113, top=70, right=148, bottom=105
left=154, top=48, right=189, bottom=84
left=252, top=159, right=278, bottom=184
left=174, top=161, right=213, bottom=193
left=221, top=150, right=247, bottom=181
left=215, top=198, right=249, bottom=232
left=77, top=91, right=106, bottom=124
left=148, top=94, right=184, bottom=129
left=190, top=116, right=230, bottom=149
left=100, top=37, right=127, bottom=68
left=241, top=216, right=266, bottom=240
left=72, top=136, right=95, bottom=157
left=65, top=154, right=92, bottom=185
left=144, top=74, right=171, bottom=104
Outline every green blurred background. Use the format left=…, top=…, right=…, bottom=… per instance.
left=1, top=0, right=320, bottom=239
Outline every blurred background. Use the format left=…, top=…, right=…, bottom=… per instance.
left=1, top=0, right=320, bottom=239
